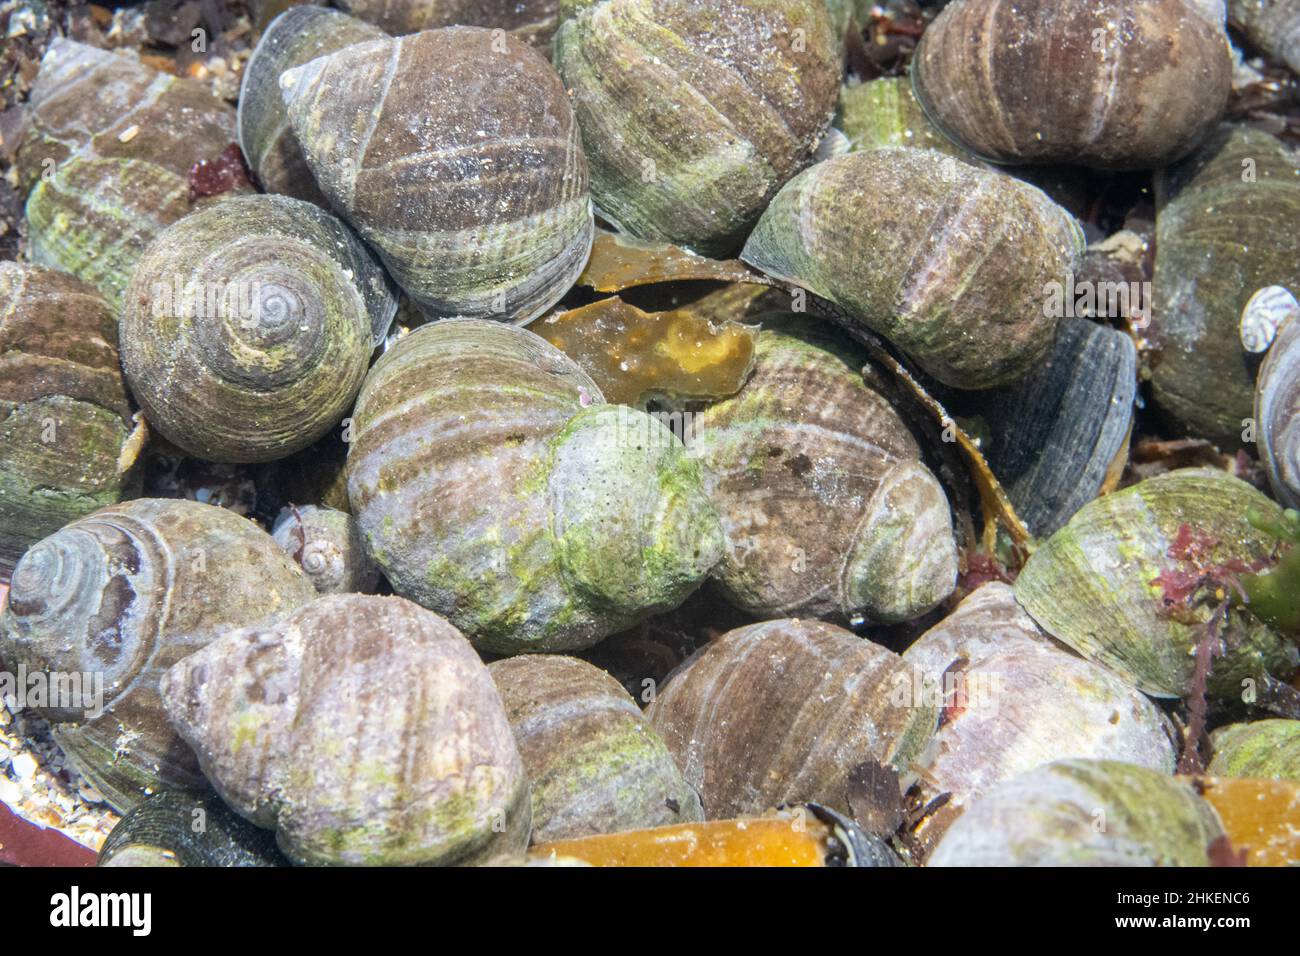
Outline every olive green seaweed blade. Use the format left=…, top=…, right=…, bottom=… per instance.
left=1014, top=468, right=1297, bottom=700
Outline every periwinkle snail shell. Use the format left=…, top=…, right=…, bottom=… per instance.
left=161, top=594, right=531, bottom=866
left=488, top=655, right=702, bottom=843
left=345, top=319, right=724, bottom=655
left=99, top=791, right=288, bottom=867
left=1151, top=125, right=1300, bottom=446
left=1231, top=0, right=1300, bottom=74
left=0, top=262, right=143, bottom=575
left=693, top=315, right=958, bottom=623
left=553, top=0, right=841, bottom=256
left=0, top=498, right=315, bottom=811
left=271, top=505, right=380, bottom=594
left=279, top=26, right=593, bottom=324
left=1014, top=468, right=1299, bottom=701
left=18, top=40, right=244, bottom=310
left=741, top=148, right=1085, bottom=390
left=928, top=760, right=1226, bottom=867
left=120, top=194, right=396, bottom=465
left=903, top=583, right=1177, bottom=856
left=1209, top=719, right=1300, bottom=782
left=337, top=0, right=561, bottom=48
left=646, top=618, right=939, bottom=818
left=238, top=5, right=388, bottom=206
left=1253, top=288, right=1300, bottom=508
left=912, top=0, right=1232, bottom=170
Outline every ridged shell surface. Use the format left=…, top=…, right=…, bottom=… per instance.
left=1209, top=719, right=1300, bottom=781
left=1256, top=297, right=1300, bottom=507
left=271, top=504, right=380, bottom=594
left=338, top=0, right=561, bottom=47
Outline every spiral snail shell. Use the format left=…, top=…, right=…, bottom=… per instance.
left=271, top=505, right=380, bottom=594
left=693, top=316, right=958, bottom=623
left=0, top=498, right=315, bottom=810
left=239, top=5, right=388, bottom=206
left=741, top=148, right=1085, bottom=390
left=0, top=262, right=143, bottom=575
left=18, top=40, right=244, bottom=310
left=1251, top=288, right=1300, bottom=509
left=279, top=26, right=593, bottom=323
left=120, top=194, right=396, bottom=464
left=553, top=0, right=841, bottom=256
left=912, top=0, right=1232, bottom=170
left=346, top=319, right=724, bottom=654
left=337, top=0, right=561, bottom=48
left=99, top=791, right=288, bottom=867
left=488, top=655, right=702, bottom=842
left=646, top=618, right=938, bottom=818
left=1231, top=0, right=1300, bottom=74
left=161, top=594, right=531, bottom=866
left=1209, top=719, right=1300, bottom=781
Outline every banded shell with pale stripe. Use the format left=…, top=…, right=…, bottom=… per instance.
left=1255, top=288, right=1300, bottom=507
left=693, top=316, right=958, bottom=623
left=345, top=319, right=724, bottom=654
left=741, top=148, right=1084, bottom=389
left=337, top=0, right=562, bottom=48
left=239, top=5, right=388, bottom=206
left=161, top=594, right=530, bottom=865
left=0, top=498, right=316, bottom=811
left=279, top=27, right=593, bottom=324
left=912, top=0, right=1231, bottom=170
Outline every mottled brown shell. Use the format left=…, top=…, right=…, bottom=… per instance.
left=489, top=655, right=702, bottom=842
left=647, top=618, right=938, bottom=818
left=912, top=0, right=1231, bottom=170
left=161, top=594, right=531, bottom=865
left=0, top=262, right=143, bottom=574
left=338, top=0, right=561, bottom=48
left=0, top=498, right=315, bottom=810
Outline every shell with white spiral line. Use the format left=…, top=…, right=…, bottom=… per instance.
left=120, top=194, right=396, bottom=464
left=1254, top=289, right=1300, bottom=508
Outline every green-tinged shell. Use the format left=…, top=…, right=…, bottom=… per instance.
left=912, top=0, right=1231, bottom=170
left=1256, top=293, right=1300, bottom=508
left=646, top=618, right=938, bottom=818
left=271, top=504, right=380, bottom=594
left=1209, top=719, right=1300, bottom=781
left=0, top=263, right=143, bottom=575
left=928, top=759, right=1226, bottom=867
left=120, top=194, right=394, bottom=464
left=741, top=148, right=1084, bottom=389
left=346, top=319, right=724, bottom=654
left=553, top=0, right=841, bottom=256
left=19, top=40, right=244, bottom=309
left=694, top=315, right=957, bottom=622
left=161, top=593, right=531, bottom=866
left=280, top=27, right=592, bottom=323
left=0, top=498, right=315, bottom=811
left=836, top=77, right=972, bottom=160
left=1152, top=126, right=1300, bottom=446
left=238, top=5, right=388, bottom=206
left=99, top=791, right=289, bottom=867
left=903, top=583, right=1177, bottom=858
left=338, top=0, right=561, bottom=48
left=980, top=318, right=1138, bottom=536
left=1231, top=0, right=1300, bottom=72
left=488, top=655, right=702, bottom=842
left=1014, top=468, right=1298, bottom=700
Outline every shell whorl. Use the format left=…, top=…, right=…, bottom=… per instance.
left=1257, top=294, right=1300, bottom=508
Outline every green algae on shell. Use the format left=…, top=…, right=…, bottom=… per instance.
left=553, top=0, right=841, bottom=256
left=0, top=498, right=315, bottom=811
left=345, top=319, right=724, bottom=655
left=1013, top=468, right=1299, bottom=701
left=836, top=77, right=973, bottom=160
left=0, top=262, right=144, bottom=575
left=18, top=40, right=244, bottom=310
left=279, top=26, right=592, bottom=324
left=488, top=655, right=701, bottom=843
left=161, top=593, right=530, bottom=866
left=903, top=583, right=1177, bottom=857
left=911, top=0, right=1231, bottom=170
left=1209, top=719, right=1300, bottom=782
left=741, top=148, right=1085, bottom=390
left=693, top=315, right=957, bottom=623
left=928, top=759, right=1226, bottom=867
left=99, top=791, right=289, bottom=867
left=120, top=194, right=395, bottom=465
left=646, top=618, right=938, bottom=818
left=238, top=5, right=388, bottom=206
left=1151, top=125, right=1300, bottom=446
